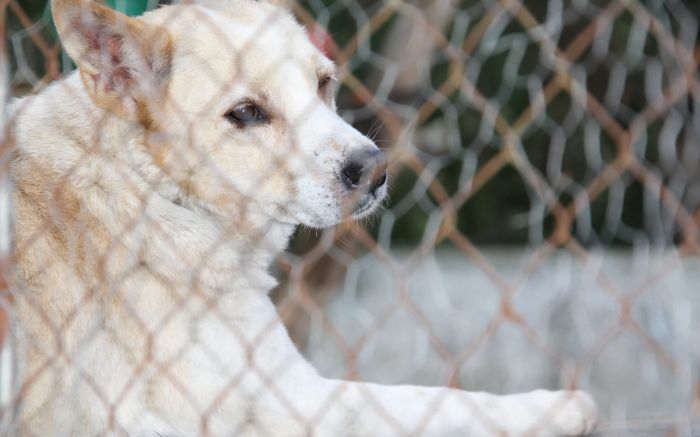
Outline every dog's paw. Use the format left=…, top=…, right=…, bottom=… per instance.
left=535, top=390, right=598, bottom=436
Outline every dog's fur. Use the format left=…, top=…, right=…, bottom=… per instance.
left=8, top=0, right=598, bottom=435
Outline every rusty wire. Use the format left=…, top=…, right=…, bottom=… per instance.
left=2, top=0, right=700, bottom=435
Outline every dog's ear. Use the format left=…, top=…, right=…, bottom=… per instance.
left=51, top=0, right=172, bottom=119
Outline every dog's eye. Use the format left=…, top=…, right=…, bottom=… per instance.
left=224, top=103, right=267, bottom=127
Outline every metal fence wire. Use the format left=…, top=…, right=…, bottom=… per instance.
left=2, top=0, right=700, bottom=435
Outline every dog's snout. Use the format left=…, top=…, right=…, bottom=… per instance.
left=341, top=147, right=388, bottom=194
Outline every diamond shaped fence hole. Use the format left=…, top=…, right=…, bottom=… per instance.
left=453, top=163, right=535, bottom=245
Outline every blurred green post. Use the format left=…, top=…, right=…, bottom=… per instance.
left=105, top=0, right=149, bottom=16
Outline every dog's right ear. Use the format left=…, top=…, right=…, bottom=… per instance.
left=51, top=0, right=172, bottom=120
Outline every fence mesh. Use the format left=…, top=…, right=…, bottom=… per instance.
left=2, top=0, right=700, bottom=435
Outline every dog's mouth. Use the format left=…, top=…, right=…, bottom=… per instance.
left=352, top=195, right=376, bottom=216
left=350, top=188, right=386, bottom=218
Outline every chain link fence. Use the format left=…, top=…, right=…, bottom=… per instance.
left=2, top=0, right=700, bottom=435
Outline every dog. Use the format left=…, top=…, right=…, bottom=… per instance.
left=7, top=0, right=598, bottom=435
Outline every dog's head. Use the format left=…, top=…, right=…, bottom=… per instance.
left=52, top=0, right=388, bottom=228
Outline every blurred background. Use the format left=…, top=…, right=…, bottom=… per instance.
left=5, top=0, right=700, bottom=434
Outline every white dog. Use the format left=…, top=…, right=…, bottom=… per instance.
left=8, top=0, right=598, bottom=435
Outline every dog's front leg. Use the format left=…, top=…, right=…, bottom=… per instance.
left=306, top=379, right=598, bottom=437
left=138, top=292, right=596, bottom=437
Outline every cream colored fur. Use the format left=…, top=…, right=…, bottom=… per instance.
left=8, top=0, right=598, bottom=435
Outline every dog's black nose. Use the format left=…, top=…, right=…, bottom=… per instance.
left=341, top=147, right=388, bottom=194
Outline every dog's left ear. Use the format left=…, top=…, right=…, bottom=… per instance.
left=52, top=0, right=172, bottom=119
